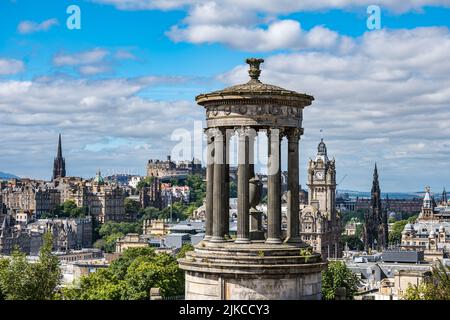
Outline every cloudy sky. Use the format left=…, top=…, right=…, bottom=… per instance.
left=0, top=0, right=449, bottom=193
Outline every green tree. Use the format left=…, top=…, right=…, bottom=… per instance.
left=109, top=247, right=156, bottom=279
left=322, top=260, right=360, bottom=300
left=341, top=235, right=364, bottom=251
left=41, top=200, right=87, bottom=219
left=62, top=247, right=184, bottom=300
left=341, top=209, right=365, bottom=225
left=122, top=253, right=184, bottom=299
left=404, top=260, right=450, bottom=300
left=139, top=206, right=162, bottom=220
left=0, top=233, right=60, bottom=300
left=185, top=174, right=206, bottom=207
left=136, top=176, right=155, bottom=191
left=31, top=232, right=61, bottom=299
left=62, top=268, right=125, bottom=300
left=0, top=249, right=31, bottom=300
left=388, top=219, right=408, bottom=245
left=176, top=243, right=194, bottom=259
left=125, top=198, right=141, bottom=217
left=93, top=221, right=142, bottom=253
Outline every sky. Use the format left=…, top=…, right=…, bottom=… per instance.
left=0, top=0, right=450, bottom=193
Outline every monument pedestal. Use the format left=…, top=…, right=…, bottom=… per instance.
left=179, top=241, right=326, bottom=300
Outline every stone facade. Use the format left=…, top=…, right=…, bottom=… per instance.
left=115, top=233, right=149, bottom=253
left=300, top=139, right=342, bottom=259
left=401, top=187, right=450, bottom=260
left=1, top=174, right=127, bottom=223
left=147, top=155, right=202, bottom=178
left=0, top=215, right=91, bottom=254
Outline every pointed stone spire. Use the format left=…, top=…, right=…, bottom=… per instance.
left=373, top=163, right=378, bottom=180
left=52, top=133, right=66, bottom=180
left=57, top=133, right=62, bottom=159
left=443, top=188, right=447, bottom=204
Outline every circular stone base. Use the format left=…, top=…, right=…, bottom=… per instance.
left=178, top=241, right=326, bottom=300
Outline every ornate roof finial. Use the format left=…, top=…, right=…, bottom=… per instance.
left=246, top=58, right=264, bottom=82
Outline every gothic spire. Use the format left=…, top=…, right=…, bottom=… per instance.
left=52, top=133, right=66, bottom=180
left=57, top=133, right=62, bottom=159
left=372, top=163, right=380, bottom=193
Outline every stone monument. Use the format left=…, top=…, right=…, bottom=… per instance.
left=178, top=58, right=326, bottom=300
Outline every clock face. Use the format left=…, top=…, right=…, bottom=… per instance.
left=315, top=171, right=325, bottom=180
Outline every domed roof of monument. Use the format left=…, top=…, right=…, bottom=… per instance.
left=196, top=58, right=314, bottom=104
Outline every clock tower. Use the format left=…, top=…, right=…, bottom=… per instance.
left=300, top=139, right=341, bottom=259
left=307, top=139, right=336, bottom=217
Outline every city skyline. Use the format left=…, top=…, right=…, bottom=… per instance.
left=1, top=1, right=450, bottom=192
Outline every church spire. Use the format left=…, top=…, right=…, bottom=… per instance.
left=443, top=188, right=448, bottom=205
left=57, top=133, right=62, bottom=159
left=52, top=133, right=66, bottom=180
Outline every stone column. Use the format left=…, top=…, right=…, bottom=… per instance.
left=211, top=128, right=225, bottom=242
left=204, top=128, right=215, bottom=241
left=236, top=127, right=250, bottom=243
left=266, top=128, right=282, bottom=244
left=286, top=128, right=302, bottom=243
left=222, top=129, right=231, bottom=239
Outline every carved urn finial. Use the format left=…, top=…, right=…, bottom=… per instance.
left=246, top=58, right=264, bottom=81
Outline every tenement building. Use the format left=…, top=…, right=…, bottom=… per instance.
left=178, top=58, right=326, bottom=300
left=401, top=187, right=450, bottom=260
left=363, top=164, right=388, bottom=251
left=1, top=173, right=126, bottom=223
left=300, top=139, right=342, bottom=259
left=0, top=214, right=92, bottom=254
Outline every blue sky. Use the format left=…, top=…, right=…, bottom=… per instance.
left=1, top=0, right=450, bottom=193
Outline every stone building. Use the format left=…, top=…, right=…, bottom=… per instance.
left=363, top=164, right=388, bottom=251
left=139, top=177, right=163, bottom=209
left=0, top=215, right=38, bottom=255
left=0, top=175, right=127, bottom=223
left=300, top=139, right=342, bottom=259
left=0, top=179, right=60, bottom=217
left=55, top=172, right=127, bottom=223
left=401, top=187, right=450, bottom=260
left=146, top=155, right=202, bottom=178
left=115, top=233, right=149, bottom=253
left=356, top=198, right=423, bottom=215
left=143, top=219, right=170, bottom=236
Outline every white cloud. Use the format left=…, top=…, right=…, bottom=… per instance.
left=91, top=0, right=450, bottom=13
left=17, top=18, right=59, bottom=34
left=53, top=48, right=109, bottom=66
left=53, top=48, right=141, bottom=75
left=167, top=20, right=348, bottom=51
left=92, top=0, right=450, bottom=52
left=78, top=65, right=112, bottom=75
left=90, top=0, right=194, bottom=10
left=0, top=75, right=203, bottom=180
left=114, top=49, right=138, bottom=60
left=0, top=58, right=24, bottom=75
left=217, top=27, right=450, bottom=191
